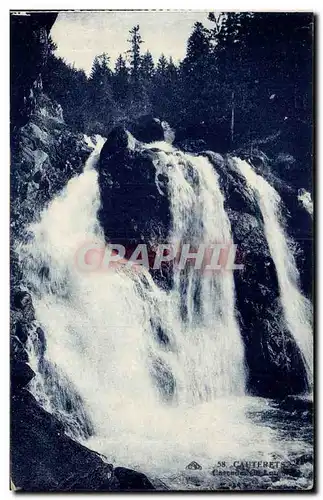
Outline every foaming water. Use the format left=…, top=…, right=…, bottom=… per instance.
left=87, top=396, right=277, bottom=472
left=233, top=158, right=313, bottom=386
left=16, top=139, right=311, bottom=485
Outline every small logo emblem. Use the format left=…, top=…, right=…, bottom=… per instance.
left=186, top=461, right=202, bottom=470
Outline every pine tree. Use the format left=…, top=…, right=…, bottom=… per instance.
left=140, top=50, right=155, bottom=81
left=165, top=57, right=178, bottom=90
left=47, top=35, right=57, bottom=54
left=90, top=53, right=112, bottom=83
left=113, top=54, right=129, bottom=103
left=156, top=54, right=168, bottom=77
left=151, top=55, right=179, bottom=122
left=88, top=53, right=116, bottom=132
left=42, top=54, right=88, bottom=131
left=115, top=53, right=127, bottom=75
left=177, top=22, right=217, bottom=131
left=184, top=21, right=211, bottom=67
left=127, top=25, right=144, bottom=84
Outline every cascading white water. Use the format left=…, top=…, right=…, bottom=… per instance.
left=233, top=158, right=313, bottom=386
left=19, top=135, right=171, bottom=423
left=17, top=137, right=301, bottom=482
left=152, top=145, right=246, bottom=401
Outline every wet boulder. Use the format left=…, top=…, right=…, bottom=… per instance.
left=12, top=290, right=35, bottom=322
left=15, top=320, right=29, bottom=344
left=206, top=153, right=259, bottom=217
left=11, top=361, right=35, bottom=391
left=99, top=126, right=129, bottom=158
left=127, top=115, right=165, bottom=143
left=97, top=122, right=171, bottom=252
left=13, top=290, right=33, bottom=310
left=112, top=467, right=154, bottom=491
left=11, top=336, right=28, bottom=363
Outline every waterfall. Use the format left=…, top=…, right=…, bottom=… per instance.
left=18, top=137, right=287, bottom=476
left=152, top=145, right=246, bottom=401
left=18, top=136, right=168, bottom=432
left=233, top=158, right=313, bottom=386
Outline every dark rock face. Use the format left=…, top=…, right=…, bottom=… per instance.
left=10, top=12, right=57, bottom=131
left=102, top=115, right=165, bottom=151
left=10, top=288, right=36, bottom=394
left=113, top=467, right=155, bottom=491
left=13, top=290, right=33, bottom=310
left=100, top=125, right=129, bottom=156
left=98, top=126, right=171, bottom=278
left=278, top=189, right=313, bottom=301
left=12, top=290, right=35, bottom=320
left=14, top=319, right=29, bottom=344
left=127, top=114, right=165, bottom=143
left=11, top=336, right=28, bottom=363
left=11, top=361, right=35, bottom=390
left=11, top=390, right=154, bottom=492
left=203, top=151, right=259, bottom=217
left=98, top=151, right=170, bottom=244
left=11, top=93, right=93, bottom=254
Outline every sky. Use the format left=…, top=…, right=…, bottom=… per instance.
left=51, top=11, right=215, bottom=75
